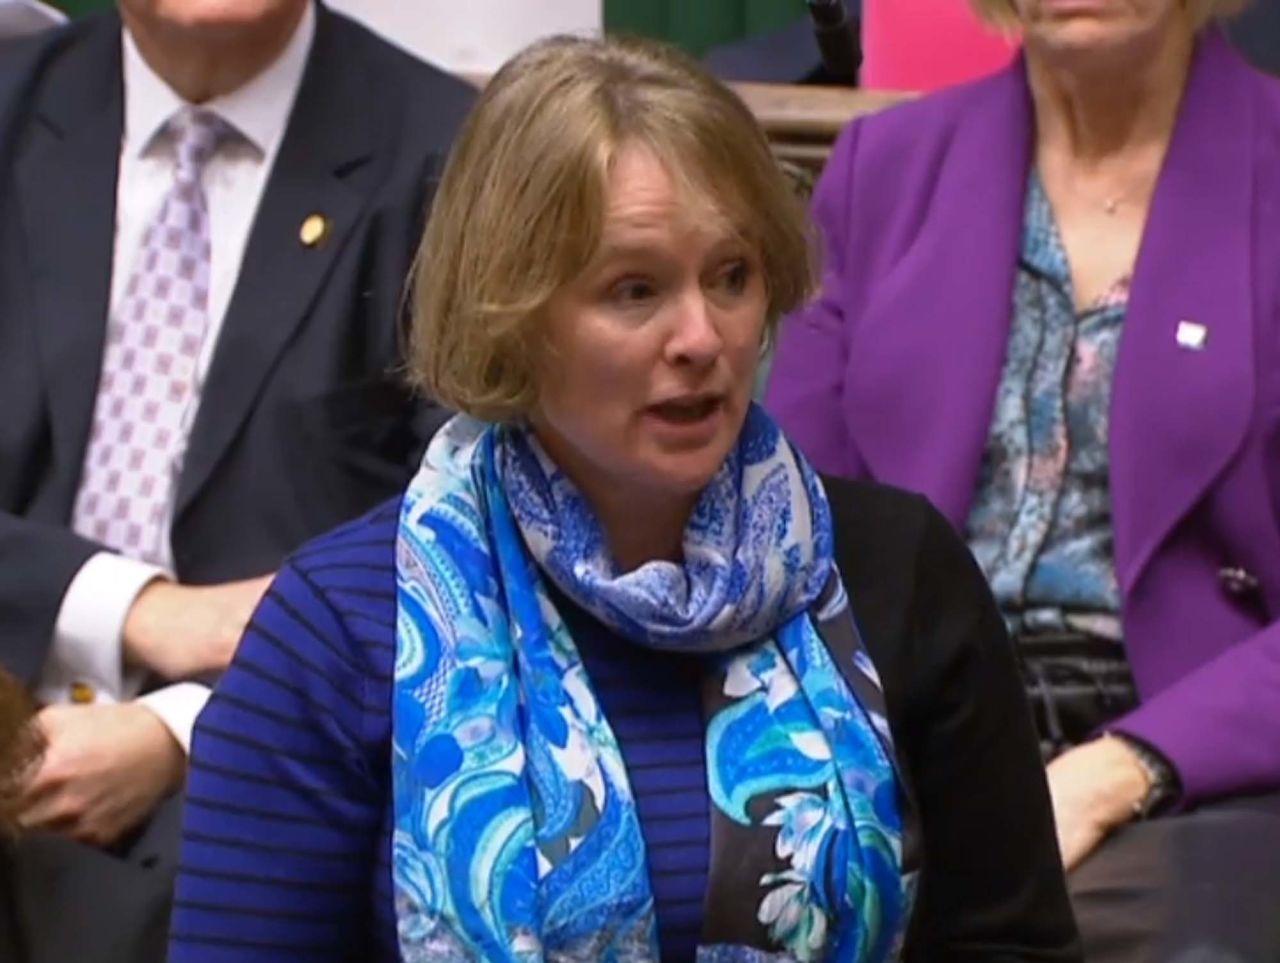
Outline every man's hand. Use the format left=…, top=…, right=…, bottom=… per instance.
left=123, top=574, right=273, bottom=680
left=18, top=703, right=184, bottom=847
left=1046, top=735, right=1151, bottom=871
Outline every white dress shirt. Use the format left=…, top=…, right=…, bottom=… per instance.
left=36, top=5, right=316, bottom=753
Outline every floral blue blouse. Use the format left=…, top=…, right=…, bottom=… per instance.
left=966, top=174, right=1125, bottom=642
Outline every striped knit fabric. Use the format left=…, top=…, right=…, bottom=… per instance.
left=169, top=498, right=710, bottom=962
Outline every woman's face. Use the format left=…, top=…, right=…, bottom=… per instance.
left=531, top=145, right=767, bottom=513
left=1012, top=0, right=1188, bottom=60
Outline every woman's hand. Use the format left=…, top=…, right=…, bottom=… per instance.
left=1046, top=735, right=1151, bottom=871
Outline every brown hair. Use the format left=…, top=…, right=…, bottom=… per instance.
left=0, top=671, right=39, bottom=836
left=408, top=34, right=813, bottom=423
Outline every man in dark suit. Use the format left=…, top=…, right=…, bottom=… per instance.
left=0, top=0, right=473, bottom=956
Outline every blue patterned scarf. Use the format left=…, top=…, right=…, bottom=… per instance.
left=392, top=405, right=911, bottom=962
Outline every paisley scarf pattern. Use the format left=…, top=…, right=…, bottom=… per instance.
left=392, top=406, right=911, bottom=961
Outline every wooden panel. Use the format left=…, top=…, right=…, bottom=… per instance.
left=734, top=83, right=913, bottom=140
left=460, top=72, right=915, bottom=174
left=733, top=82, right=915, bottom=174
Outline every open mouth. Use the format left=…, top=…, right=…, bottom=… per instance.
left=647, top=397, right=723, bottom=424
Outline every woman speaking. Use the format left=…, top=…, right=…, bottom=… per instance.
left=169, top=35, right=1077, bottom=962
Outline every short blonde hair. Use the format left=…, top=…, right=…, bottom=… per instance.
left=970, top=0, right=1248, bottom=29
left=408, top=35, right=813, bottom=423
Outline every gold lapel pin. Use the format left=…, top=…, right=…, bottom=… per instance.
left=1176, top=320, right=1208, bottom=351
left=300, top=213, right=331, bottom=249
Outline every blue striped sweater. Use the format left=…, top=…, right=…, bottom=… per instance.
left=168, top=499, right=709, bottom=962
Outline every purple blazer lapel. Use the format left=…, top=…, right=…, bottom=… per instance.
left=1110, top=31, right=1256, bottom=592
left=848, top=31, right=1256, bottom=592
left=844, top=63, right=1032, bottom=527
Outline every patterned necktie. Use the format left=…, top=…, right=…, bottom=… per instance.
left=72, top=108, right=234, bottom=565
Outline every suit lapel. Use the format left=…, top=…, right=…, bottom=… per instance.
left=175, top=6, right=374, bottom=517
left=845, top=64, right=1031, bottom=527
left=1110, top=31, right=1256, bottom=592
left=15, top=17, right=123, bottom=487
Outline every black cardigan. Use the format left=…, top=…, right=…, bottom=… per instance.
left=825, top=477, right=1081, bottom=961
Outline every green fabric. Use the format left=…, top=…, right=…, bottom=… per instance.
left=49, top=0, right=108, bottom=14
left=49, top=0, right=113, bottom=15
left=604, top=0, right=805, bottom=56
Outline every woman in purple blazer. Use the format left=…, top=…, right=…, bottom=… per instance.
left=768, top=0, right=1280, bottom=958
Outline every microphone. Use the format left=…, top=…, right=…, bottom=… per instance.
left=806, top=0, right=860, bottom=85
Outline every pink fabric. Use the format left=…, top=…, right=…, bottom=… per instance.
left=861, top=0, right=1018, bottom=90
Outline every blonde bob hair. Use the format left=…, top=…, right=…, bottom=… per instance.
left=408, top=35, right=813, bottom=423
left=970, top=0, right=1248, bottom=29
